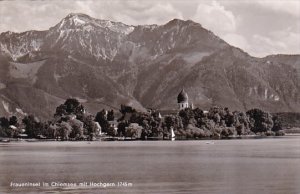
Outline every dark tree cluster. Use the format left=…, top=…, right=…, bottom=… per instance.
left=173, top=106, right=284, bottom=139
left=0, top=98, right=99, bottom=140
left=0, top=99, right=285, bottom=140
left=0, top=116, right=21, bottom=137
left=54, top=98, right=85, bottom=117
left=22, top=115, right=46, bottom=138
left=50, top=99, right=99, bottom=140
left=94, top=109, right=116, bottom=136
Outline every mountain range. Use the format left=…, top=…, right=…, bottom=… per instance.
left=0, top=13, right=299, bottom=119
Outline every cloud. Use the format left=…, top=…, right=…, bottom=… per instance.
left=0, top=1, right=80, bottom=32
left=192, top=1, right=236, bottom=34
left=223, top=33, right=250, bottom=50
left=0, top=0, right=183, bottom=32
left=247, top=29, right=300, bottom=57
left=271, top=30, right=300, bottom=50
left=256, top=0, right=300, bottom=18
left=202, top=0, right=300, bottom=57
left=250, top=34, right=287, bottom=57
left=104, top=1, right=183, bottom=25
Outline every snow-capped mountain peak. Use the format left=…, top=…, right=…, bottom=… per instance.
left=54, top=13, right=134, bottom=34
left=55, top=13, right=94, bottom=29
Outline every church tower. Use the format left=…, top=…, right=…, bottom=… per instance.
left=177, top=89, right=189, bottom=110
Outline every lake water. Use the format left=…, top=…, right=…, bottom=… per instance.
left=1, top=136, right=300, bottom=194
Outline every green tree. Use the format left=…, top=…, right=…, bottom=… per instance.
left=22, top=115, right=44, bottom=138
left=164, top=116, right=175, bottom=130
left=95, top=109, right=109, bottom=133
left=224, top=112, right=235, bottom=127
left=0, top=117, right=9, bottom=129
left=82, top=115, right=98, bottom=140
left=45, top=124, right=59, bottom=139
left=179, top=108, right=195, bottom=127
left=0, top=116, right=22, bottom=138
left=69, top=119, right=84, bottom=139
left=246, top=108, right=274, bottom=133
left=58, top=121, right=72, bottom=140
left=9, top=116, right=18, bottom=126
left=107, top=110, right=115, bottom=121
left=117, top=121, right=128, bottom=136
left=233, top=111, right=251, bottom=135
left=120, top=104, right=136, bottom=115
left=163, top=115, right=183, bottom=139
left=107, top=126, right=117, bottom=137
left=125, top=124, right=143, bottom=139
left=54, top=104, right=67, bottom=117
left=54, top=98, right=85, bottom=117
left=272, top=115, right=283, bottom=132
left=65, top=98, right=83, bottom=114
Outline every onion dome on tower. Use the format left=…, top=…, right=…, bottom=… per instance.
left=177, top=89, right=189, bottom=110
left=177, top=89, right=188, bottom=103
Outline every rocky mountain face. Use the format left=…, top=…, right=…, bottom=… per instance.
left=0, top=13, right=299, bottom=119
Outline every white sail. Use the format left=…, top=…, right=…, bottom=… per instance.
left=171, top=127, right=175, bottom=141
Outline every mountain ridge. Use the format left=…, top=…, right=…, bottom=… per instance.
left=0, top=13, right=299, bottom=119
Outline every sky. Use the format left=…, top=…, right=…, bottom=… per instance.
left=0, top=0, right=299, bottom=57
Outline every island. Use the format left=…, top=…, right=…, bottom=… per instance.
left=1, top=89, right=297, bottom=142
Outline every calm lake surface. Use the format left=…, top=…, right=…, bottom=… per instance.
left=1, top=136, right=300, bottom=194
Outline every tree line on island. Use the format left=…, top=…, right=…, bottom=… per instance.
left=0, top=98, right=285, bottom=140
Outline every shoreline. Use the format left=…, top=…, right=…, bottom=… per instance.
left=1, top=134, right=298, bottom=143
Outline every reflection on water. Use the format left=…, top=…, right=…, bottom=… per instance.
left=1, top=136, right=300, bottom=194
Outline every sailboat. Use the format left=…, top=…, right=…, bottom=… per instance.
left=171, top=127, right=175, bottom=141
